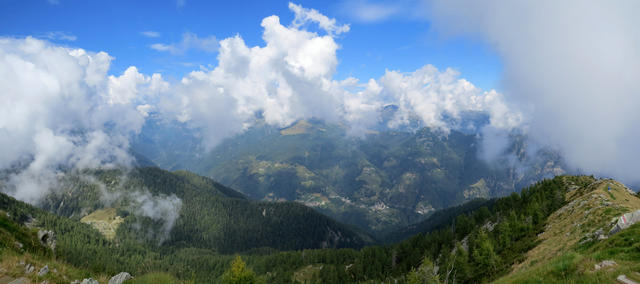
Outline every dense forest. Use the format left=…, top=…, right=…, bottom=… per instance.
left=38, top=167, right=372, bottom=253
left=1, top=169, right=591, bottom=282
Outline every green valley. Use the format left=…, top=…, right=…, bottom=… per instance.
left=134, top=119, right=565, bottom=236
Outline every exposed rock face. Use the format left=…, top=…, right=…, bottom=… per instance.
left=108, top=272, right=133, bottom=284
left=609, top=210, right=640, bottom=235
left=482, top=221, right=496, bottom=232
left=37, top=230, right=56, bottom=251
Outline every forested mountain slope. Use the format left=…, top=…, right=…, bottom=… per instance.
left=6, top=167, right=372, bottom=254
left=244, top=175, right=640, bottom=283
left=0, top=167, right=372, bottom=282
left=133, top=118, right=565, bottom=235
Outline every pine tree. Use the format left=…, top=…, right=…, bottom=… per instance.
left=407, top=256, right=440, bottom=284
left=471, top=230, right=500, bottom=279
left=220, top=256, right=259, bottom=284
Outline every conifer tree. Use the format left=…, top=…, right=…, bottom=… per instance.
left=220, top=256, right=259, bottom=284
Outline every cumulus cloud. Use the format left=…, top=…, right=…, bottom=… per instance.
left=0, top=37, right=165, bottom=203
left=156, top=2, right=518, bottom=149
left=426, top=0, right=640, bottom=183
left=377, top=65, right=522, bottom=132
left=150, top=32, right=218, bottom=54
left=159, top=9, right=347, bottom=149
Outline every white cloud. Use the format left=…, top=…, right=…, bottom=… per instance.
left=140, top=31, right=161, bottom=38
left=289, top=2, right=350, bottom=36
left=158, top=3, right=518, bottom=150
left=427, top=0, right=640, bottom=182
left=150, top=32, right=218, bottom=54
left=0, top=37, right=165, bottom=203
left=376, top=65, right=521, bottom=132
left=158, top=14, right=345, bottom=149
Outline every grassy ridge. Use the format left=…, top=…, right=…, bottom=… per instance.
left=495, top=178, right=640, bottom=283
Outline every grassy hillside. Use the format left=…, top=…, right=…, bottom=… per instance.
left=0, top=210, right=106, bottom=284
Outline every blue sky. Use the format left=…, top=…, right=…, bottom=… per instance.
left=0, top=0, right=502, bottom=90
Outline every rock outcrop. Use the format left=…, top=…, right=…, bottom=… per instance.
left=609, top=210, right=640, bottom=235
left=37, top=265, right=49, bottom=276
left=37, top=230, right=56, bottom=252
left=594, top=260, right=617, bottom=270
left=24, top=263, right=35, bottom=274
left=617, top=274, right=639, bottom=284
left=108, top=272, right=133, bottom=284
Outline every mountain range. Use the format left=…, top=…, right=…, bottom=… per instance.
left=133, top=116, right=565, bottom=236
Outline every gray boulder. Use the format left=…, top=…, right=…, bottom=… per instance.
left=594, top=260, right=616, bottom=270
left=37, top=230, right=56, bottom=251
left=617, top=274, right=639, bottom=284
left=609, top=210, right=640, bottom=235
left=38, top=265, right=49, bottom=276
left=81, top=278, right=99, bottom=284
left=25, top=263, right=35, bottom=274
left=108, top=272, right=133, bottom=284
